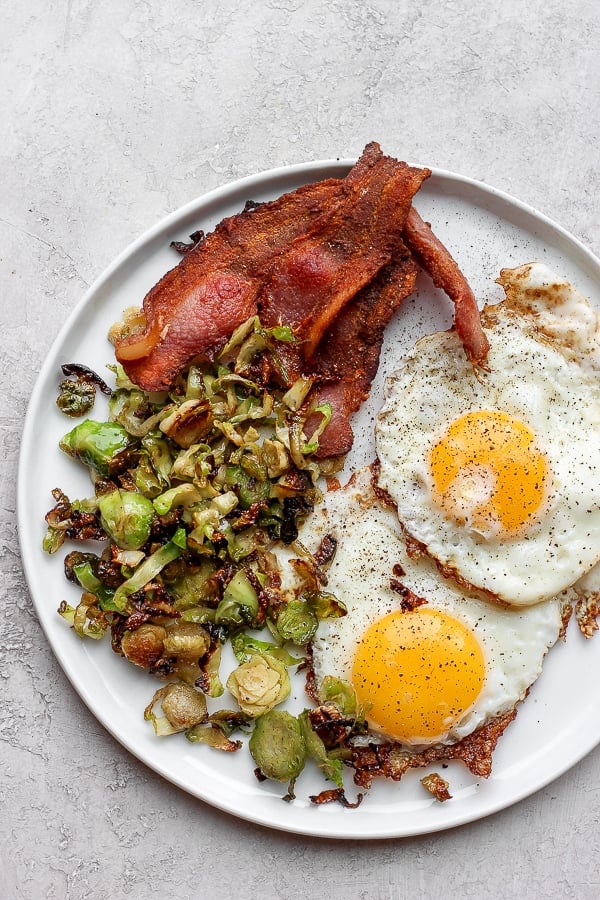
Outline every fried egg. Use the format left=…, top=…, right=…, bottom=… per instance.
left=306, top=468, right=563, bottom=748
left=375, top=263, right=600, bottom=607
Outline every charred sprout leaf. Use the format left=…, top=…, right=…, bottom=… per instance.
left=208, top=708, right=252, bottom=736
left=309, top=788, right=363, bottom=808
left=144, top=683, right=208, bottom=735
left=167, top=562, right=217, bottom=610
left=108, top=388, right=166, bottom=437
left=195, top=639, right=224, bottom=698
left=160, top=398, right=214, bottom=448
left=69, top=557, right=117, bottom=610
left=420, top=772, right=452, bottom=802
left=152, top=483, right=205, bottom=516
left=302, top=402, right=332, bottom=454
left=230, top=632, right=303, bottom=666
left=215, top=569, right=259, bottom=627
left=61, top=363, right=112, bottom=394
left=317, top=675, right=366, bottom=721
left=248, top=709, right=307, bottom=783
left=181, top=605, right=218, bottom=624
left=59, top=419, right=135, bottom=476
left=275, top=599, right=318, bottom=645
left=162, top=620, right=211, bottom=659
left=186, top=723, right=242, bottom=752
left=305, top=590, right=347, bottom=620
left=140, top=432, right=173, bottom=488
left=225, top=464, right=271, bottom=510
left=111, top=528, right=186, bottom=612
left=57, top=377, right=97, bottom=417
left=43, top=491, right=104, bottom=553
left=56, top=364, right=112, bottom=418
left=58, top=598, right=107, bottom=640
left=121, top=624, right=167, bottom=668
left=298, top=710, right=344, bottom=789
left=226, top=652, right=291, bottom=717
left=97, top=489, right=155, bottom=550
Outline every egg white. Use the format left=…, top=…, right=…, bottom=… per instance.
left=375, top=263, right=600, bottom=606
left=304, top=467, right=563, bottom=749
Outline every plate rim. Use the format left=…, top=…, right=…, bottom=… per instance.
left=17, top=157, right=600, bottom=840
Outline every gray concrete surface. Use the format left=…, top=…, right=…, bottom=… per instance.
left=2, top=1, right=600, bottom=897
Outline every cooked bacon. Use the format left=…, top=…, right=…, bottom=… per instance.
left=114, top=143, right=488, bottom=458
left=115, top=176, right=344, bottom=390
left=302, top=243, right=419, bottom=457
left=403, top=206, right=490, bottom=366
left=259, top=147, right=430, bottom=364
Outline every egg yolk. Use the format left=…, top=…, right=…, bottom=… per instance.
left=351, top=608, right=485, bottom=744
left=428, top=410, right=549, bottom=537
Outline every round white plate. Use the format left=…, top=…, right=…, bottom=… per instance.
left=18, top=159, right=600, bottom=839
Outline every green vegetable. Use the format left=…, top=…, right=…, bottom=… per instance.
left=318, top=676, right=365, bottom=720
left=230, top=632, right=303, bottom=666
left=98, top=489, right=155, bottom=550
left=70, top=558, right=117, bottom=610
left=226, top=652, right=291, bottom=717
left=248, top=710, right=306, bottom=782
left=275, top=600, right=318, bottom=645
left=59, top=419, right=134, bottom=476
left=299, top=710, right=344, bottom=789
left=215, top=569, right=259, bottom=626
left=112, top=528, right=186, bottom=611
left=225, top=464, right=271, bottom=510
left=145, top=683, right=208, bottom=735
left=56, top=378, right=96, bottom=417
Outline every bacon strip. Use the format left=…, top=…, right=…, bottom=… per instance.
left=115, top=176, right=344, bottom=390
left=403, top=206, right=490, bottom=366
left=304, top=243, right=419, bottom=457
left=259, top=149, right=430, bottom=362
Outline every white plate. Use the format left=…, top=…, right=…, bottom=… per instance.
left=18, top=160, right=600, bottom=840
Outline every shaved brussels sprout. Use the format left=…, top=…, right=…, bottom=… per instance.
left=226, top=652, right=290, bottom=717
left=144, top=683, right=208, bottom=735
left=121, top=624, right=167, bottom=668
left=59, top=419, right=134, bottom=476
left=248, top=710, right=306, bottom=782
left=97, top=489, right=155, bottom=550
left=275, top=599, right=318, bottom=644
left=46, top=315, right=360, bottom=805
left=215, top=569, right=259, bottom=626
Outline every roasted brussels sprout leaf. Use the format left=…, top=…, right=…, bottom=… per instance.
left=186, top=723, right=241, bottom=752
left=317, top=675, right=366, bottom=721
left=249, top=709, right=307, bottom=785
left=56, top=364, right=112, bottom=417
left=299, top=710, right=344, bottom=789
left=275, top=599, right=318, bottom=644
left=98, top=489, right=155, bottom=550
left=226, top=652, right=291, bottom=718
left=60, top=420, right=135, bottom=477
left=308, top=787, right=363, bottom=809
left=230, top=632, right=303, bottom=666
left=145, top=683, right=208, bottom=735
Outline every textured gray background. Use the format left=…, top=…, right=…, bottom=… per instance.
left=2, top=1, right=600, bottom=897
